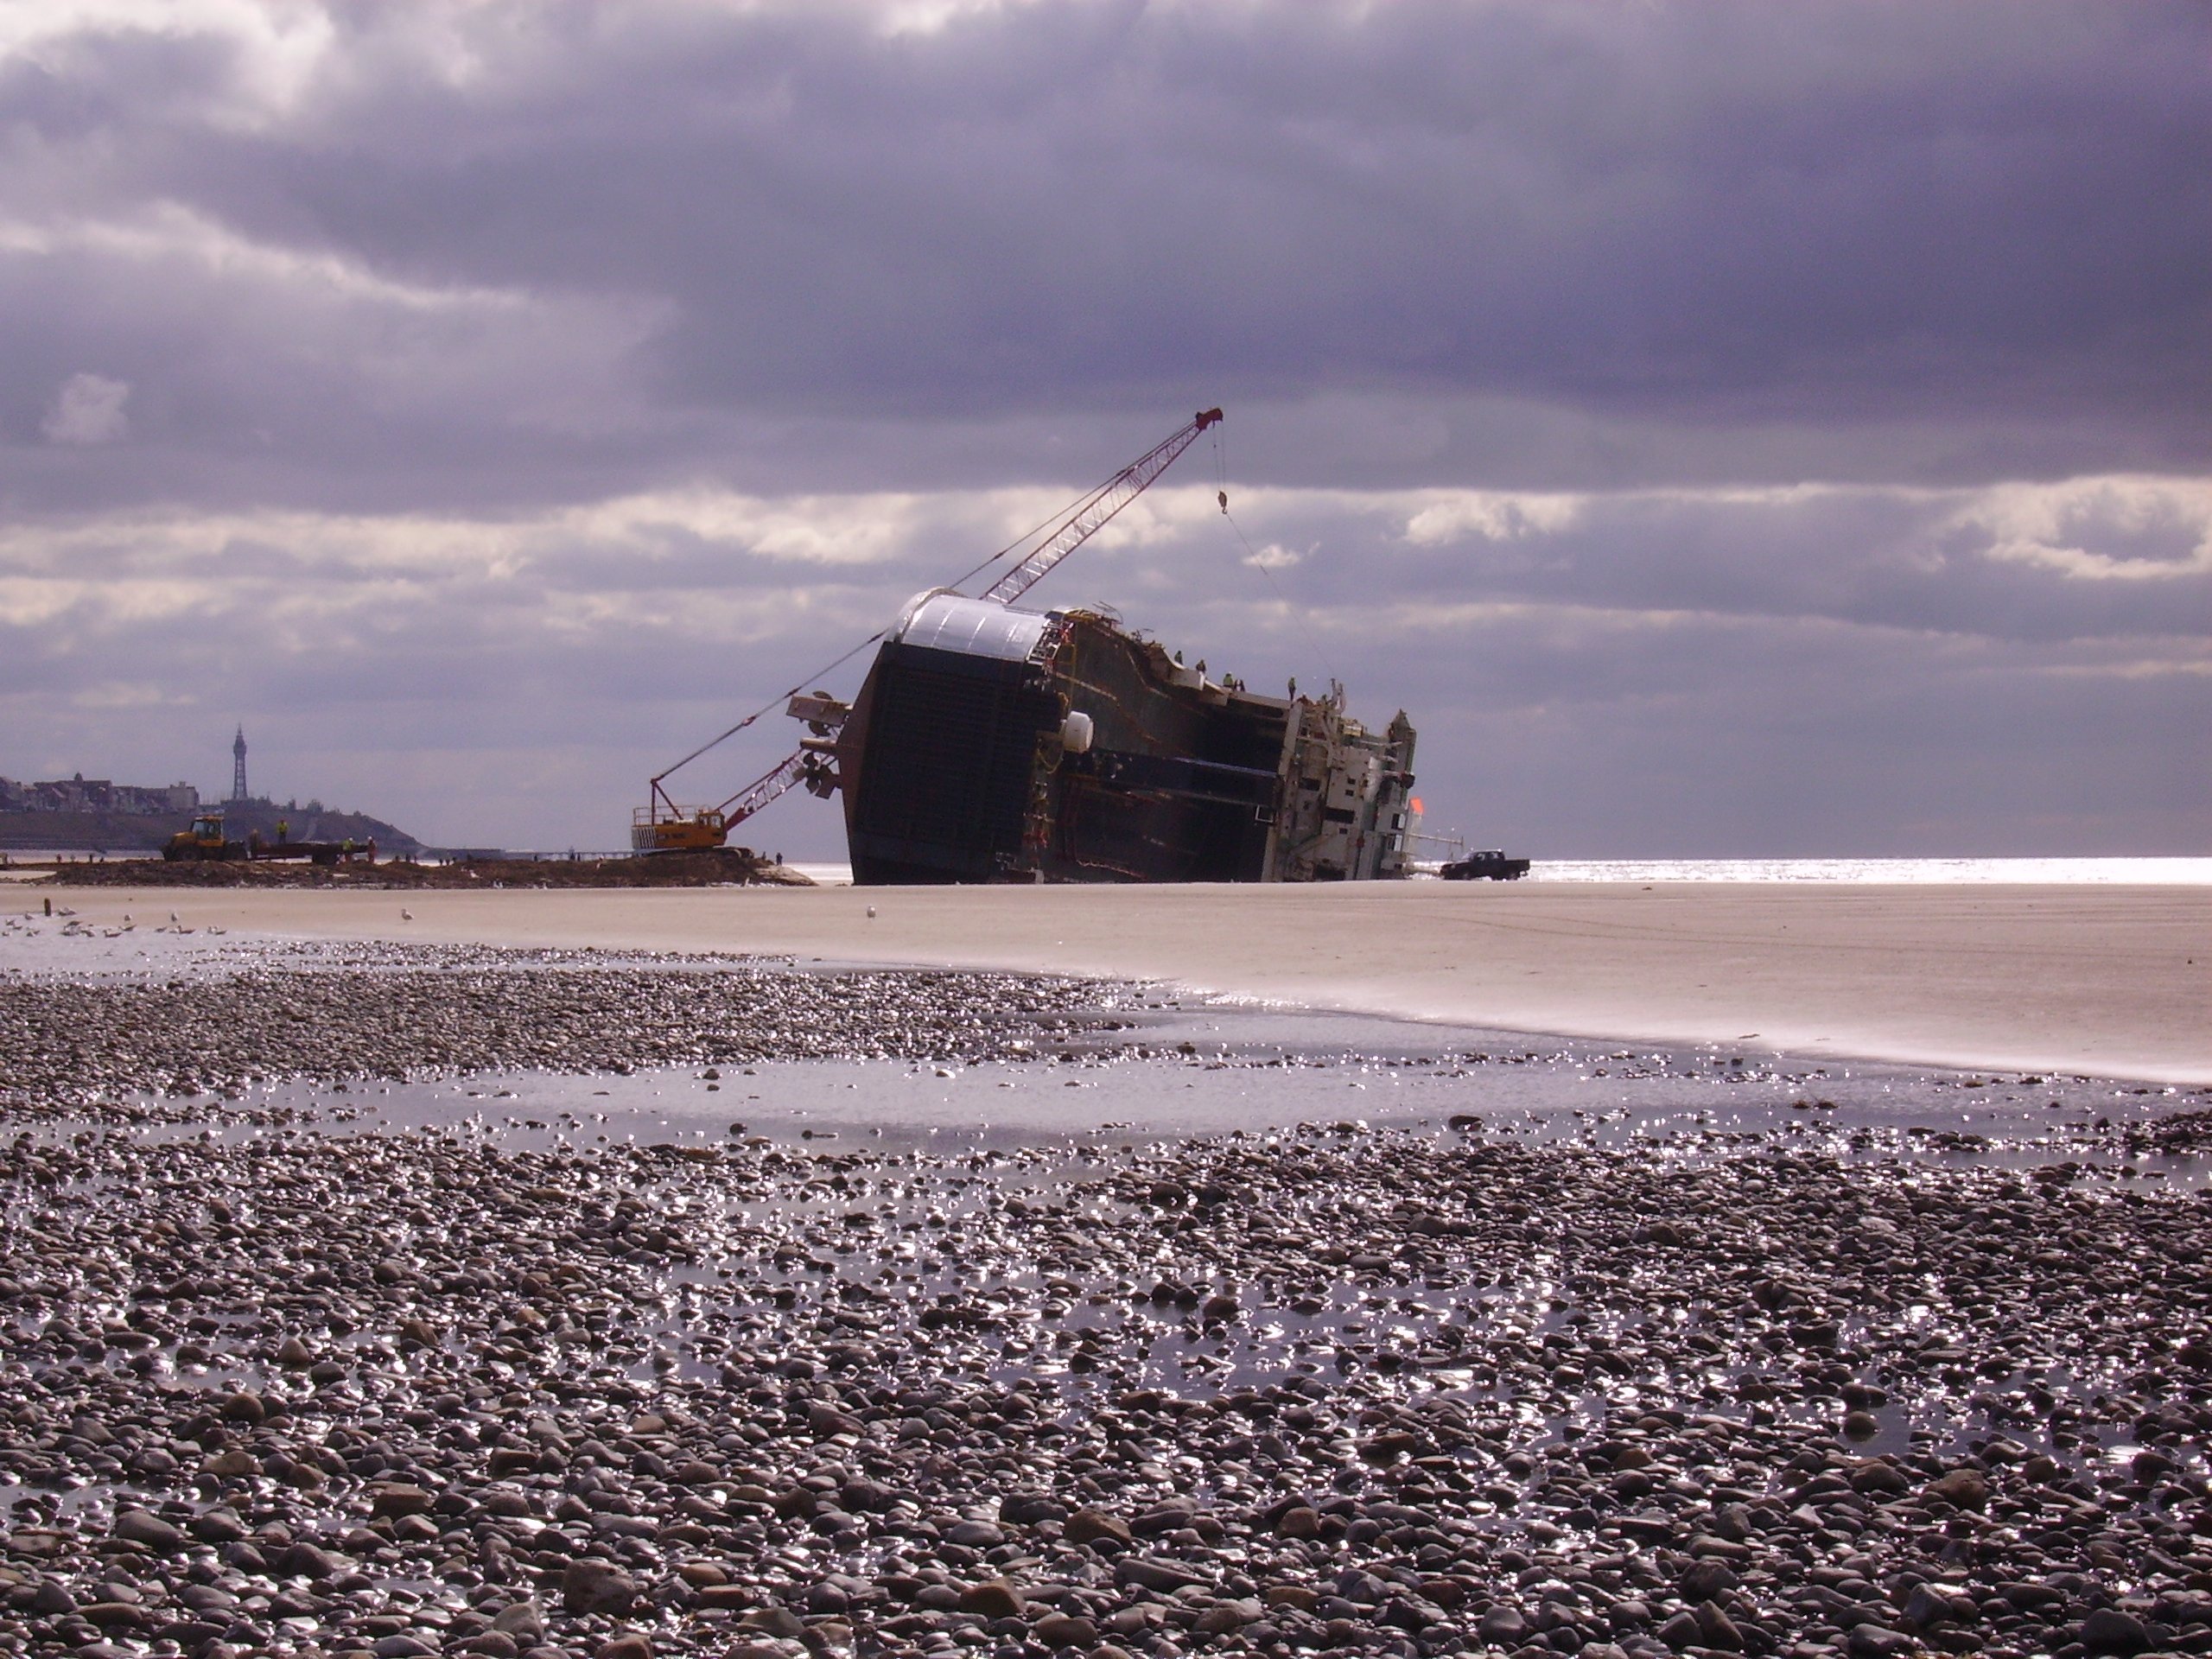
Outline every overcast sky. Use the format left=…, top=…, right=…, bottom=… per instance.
left=3, top=0, right=2206, bottom=856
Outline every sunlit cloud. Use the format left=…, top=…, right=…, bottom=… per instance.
left=41, top=372, right=130, bottom=444
left=1404, top=493, right=1585, bottom=547
left=1959, top=477, right=2212, bottom=582
left=0, top=205, right=536, bottom=314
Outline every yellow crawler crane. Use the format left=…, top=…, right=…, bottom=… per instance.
left=629, top=806, right=726, bottom=854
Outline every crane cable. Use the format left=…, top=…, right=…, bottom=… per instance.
left=648, top=630, right=888, bottom=796
left=1210, top=423, right=1338, bottom=685
left=665, top=417, right=1316, bottom=803
left=651, top=479, right=1120, bottom=797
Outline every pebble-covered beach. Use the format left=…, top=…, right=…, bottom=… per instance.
left=3, top=933, right=2209, bottom=1659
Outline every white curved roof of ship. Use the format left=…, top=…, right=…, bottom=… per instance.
left=890, top=589, right=1052, bottom=663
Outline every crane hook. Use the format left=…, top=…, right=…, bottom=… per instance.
left=1217, top=489, right=1229, bottom=515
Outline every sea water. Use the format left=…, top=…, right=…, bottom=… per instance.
left=792, top=855, right=2212, bottom=887
left=1523, top=855, right=2212, bottom=883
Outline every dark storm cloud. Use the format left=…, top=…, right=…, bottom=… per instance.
left=3, top=0, right=2206, bottom=512
left=308, top=3, right=2202, bottom=429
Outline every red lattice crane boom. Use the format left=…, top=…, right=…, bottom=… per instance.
left=982, top=407, right=1222, bottom=603
left=634, top=408, right=1223, bottom=851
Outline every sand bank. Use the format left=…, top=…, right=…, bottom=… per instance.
left=13, top=880, right=2207, bottom=1082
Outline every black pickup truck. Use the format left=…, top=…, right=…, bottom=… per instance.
left=1439, top=850, right=1531, bottom=881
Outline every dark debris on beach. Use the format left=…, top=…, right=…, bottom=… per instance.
left=0, top=950, right=1143, bottom=1109
left=33, top=851, right=814, bottom=892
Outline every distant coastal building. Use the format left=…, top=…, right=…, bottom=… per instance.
left=0, top=772, right=199, bottom=814
left=2, top=730, right=419, bottom=853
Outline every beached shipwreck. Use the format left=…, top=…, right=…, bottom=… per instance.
left=639, top=410, right=1420, bottom=884
left=808, top=592, right=1415, bottom=883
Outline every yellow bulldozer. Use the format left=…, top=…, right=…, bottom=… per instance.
left=163, top=812, right=249, bottom=861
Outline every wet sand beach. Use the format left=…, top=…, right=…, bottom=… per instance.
left=11, top=880, right=2207, bottom=1082
left=2, top=905, right=2209, bottom=1659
